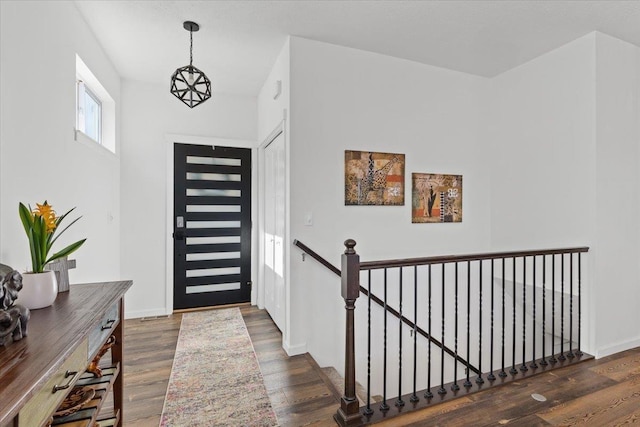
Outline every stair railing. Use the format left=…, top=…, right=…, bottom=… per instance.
left=295, top=239, right=591, bottom=426
left=293, top=240, right=476, bottom=371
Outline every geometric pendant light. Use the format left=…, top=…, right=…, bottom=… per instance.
left=170, top=21, right=212, bottom=108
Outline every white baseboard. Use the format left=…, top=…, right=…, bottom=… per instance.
left=125, top=307, right=172, bottom=320
left=595, top=336, right=640, bottom=358
left=283, top=341, right=307, bottom=356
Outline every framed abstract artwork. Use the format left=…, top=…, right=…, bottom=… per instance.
left=345, top=150, right=405, bottom=206
left=411, top=173, right=462, bottom=223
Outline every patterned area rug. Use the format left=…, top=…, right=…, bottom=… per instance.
left=160, top=308, right=278, bottom=426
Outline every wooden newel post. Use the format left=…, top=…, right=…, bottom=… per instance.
left=335, top=239, right=363, bottom=426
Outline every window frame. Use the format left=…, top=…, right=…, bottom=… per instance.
left=75, top=54, right=116, bottom=154
left=76, top=79, right=103, bottom=145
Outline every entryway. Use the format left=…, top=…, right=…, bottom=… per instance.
left=172, top=143, right=252, bottom=310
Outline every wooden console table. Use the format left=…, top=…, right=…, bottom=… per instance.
left=0, top=281, right=132, bottom=427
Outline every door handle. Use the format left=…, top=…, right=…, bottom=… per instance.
left=174, top=230, right=185, bottom=240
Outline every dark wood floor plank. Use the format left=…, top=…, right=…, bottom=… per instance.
left=122, top=314, right=182, bottom=426
left=377, top=396, right=475, bottom=426
left=284, top=381, right=334, bottom=405
left=537, top=376, right=640, bottom=426
left=588, top=351, right=640, bottom=382
left=610, top=410, right=640, bottom=426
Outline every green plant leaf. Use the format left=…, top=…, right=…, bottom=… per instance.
left=18, top=203, right=33, bottom=233
left=49, top=215, right=82, bottom=249
left=45, top=239, right=86, bottom=265
left=19, top=203, right=39, bottom=272
left=32, top=214, right=46, bottom=272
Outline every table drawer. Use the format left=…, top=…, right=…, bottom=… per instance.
left=88, top=302, right=119, bottom=360
left=19, top=338, right=88, bottom=427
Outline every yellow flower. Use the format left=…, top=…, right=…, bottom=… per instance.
left=33, top=201, right=57, bottom=233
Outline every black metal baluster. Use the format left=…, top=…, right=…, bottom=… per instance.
left=559, top=254, right=566, bottom=362
left=425, top=264, right=434, bottom=398
left=488, top=259, right=496, bottom=381
left=464, top=261, right=472, bottom=388
left=438, top=263, right=447, bottom=395
left=500, top=259, right=507, bottom=378
left=568, top=253, right=574, bottom=359
left=452, top=262, right=460, bottom=391
left=364, top=270, right=373, bottom=416
left=530, top=256, right=538, bottom=369
left=520, top=257, right=528, bottom=372
left=576, top=253, right=583, bottom=357
left=510, top=257, right=517, bottom=375
left=397, top=268, right=405, bottom=407
left=380, top=268, right=390, bottom=411
left=540, top=255, right=548, bottom=366
left=477, top=260, right=484, bottom=384
left=549, top=255, right=557, bottom=364
left=411, top=266, right=419, bottom=403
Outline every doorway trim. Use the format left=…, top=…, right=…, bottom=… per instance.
left=164, top=134, right=257, bottom=315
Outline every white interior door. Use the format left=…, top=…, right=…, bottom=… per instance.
left=264, top=132, right=286, bottom=331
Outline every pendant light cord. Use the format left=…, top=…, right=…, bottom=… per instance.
left=189, top=29, right=193, bottom=67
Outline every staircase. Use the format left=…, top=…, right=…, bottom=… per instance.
left=294, top=239, right=592, bottom=426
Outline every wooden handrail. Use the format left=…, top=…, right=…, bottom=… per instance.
left=293, top=239, right=341, bottom=276
left=292, top=239, right=480, bottom=375
left=360, top=247, right=589, bottom=270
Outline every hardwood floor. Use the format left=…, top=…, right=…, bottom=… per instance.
left=122, top=306, right=339, bottom=427
left=122, top=306, right=640, bottom=426
left=376, top=346, right=640, bottom=426
left=122, top=314, right=181, bottom=426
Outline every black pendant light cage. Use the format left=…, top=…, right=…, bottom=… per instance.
left=170, top=21, right=212, bottom=108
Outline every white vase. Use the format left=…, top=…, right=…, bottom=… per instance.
left=18, top=271, right=58, bottom=309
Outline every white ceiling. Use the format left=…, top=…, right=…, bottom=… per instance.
left=74, top=0, right=640, bottom=96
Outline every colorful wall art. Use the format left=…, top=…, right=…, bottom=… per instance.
left=345, top=150, right=405, bottom=206
left=412, top=173, right=462, bottom=223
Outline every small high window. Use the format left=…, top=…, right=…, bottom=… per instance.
left=75, top=54, right=116, bottom=153
left=76, top=81, right=102, bottom=143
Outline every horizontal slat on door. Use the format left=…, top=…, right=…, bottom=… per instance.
left=186, top=196, right=243, bottom=205
left=185, top=212, right=242, bottom=221
left=186, top=243, right=241, bottom=253
left=186, top=204, right=241, bottom=213
left=186, top=156, right=241, bottom=166
left=186, top=164, right=242, bottom=174
left=186, top=188, right=241, bottom=198
left=186, top=172, right=241, bottom=182
left=186, top=236, right=241, bottom=245
left=186, top=180, right=243, bottom=190
left=186, top=259, right=241, bottom=270
left=186, top=251, right=241, bottom=261
left=185, top=228, right=241, bottom=238
left=186, top=274, right=241, bottom=286
left=186, top=220, right=241, bottom=229
left=186, top=283, right=241, bottom=294
left=186, top=267, right=240, bottom=278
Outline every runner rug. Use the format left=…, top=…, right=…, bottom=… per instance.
left=160, top=308, right=278, bottom=426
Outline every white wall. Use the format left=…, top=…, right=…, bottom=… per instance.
left=490, top=34, right=597, bottom=251
left=593, top=33, right=640, bottom=357
left=288, top=37, right=490, bottom=368
left=258, top=39, right=291, bottom=143
left=120, top=79, right=257, bottom=318
left=490, top=32, right=640, bottom=357
left=0, top=1, right=121, bottom=283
